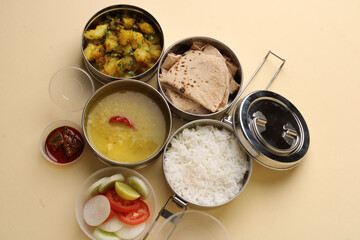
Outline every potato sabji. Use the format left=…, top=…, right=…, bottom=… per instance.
left=83, top=14, right=162, bottom=78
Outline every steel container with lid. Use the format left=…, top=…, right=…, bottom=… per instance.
left=144, top=51, right=310, bottom=239
left=231, top=90, right=309, bottom=170
left=225, top=51, right=310, bottom=170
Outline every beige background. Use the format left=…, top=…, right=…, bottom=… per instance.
left=1, top=0, right=359, bottom=239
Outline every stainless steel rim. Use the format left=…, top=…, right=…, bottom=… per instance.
left=82, top=79, right=173, bottom=168
left=233, top=90, right=310, bottom=170
left=157, top=36, right=243, bottom=121
left=162, top=119, right=252, bottom=208
left=81, top=4, right=165, bottom=84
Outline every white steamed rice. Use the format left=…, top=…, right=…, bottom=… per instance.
left=163, top=125, right=249, bottom=206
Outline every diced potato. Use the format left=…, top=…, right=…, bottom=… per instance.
left=117, top=56, right=135, bottom=74
left=84, top=24, right=108, bottom=39
left=117, top=44, right=133, bottom=56
left=150, top=49, right=161, bottom=59
left=122, top=44, right=133, bottom=56
left=122, top=17, right=134, bottom=29
left=83, top=43, right=105, bottom=61
left=149, top=44, right=161, bottom=51
left=131, top=32, right=145, bottom=49
left=134, top=48, right=150, bottom=63
left=138, top=22, right=155, bottom=35
left=149, top=44, right=162, bottom=59
left=103, top=57, right=119, bottom=76
left=118, top=29, right=133, bottom=45
left=148, top=34, right=160, bottom=45
left=104, top=32, right=119, bottom=52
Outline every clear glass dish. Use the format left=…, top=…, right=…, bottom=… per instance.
left=49, top=66, right=94, bottom=112
left=155, top=210, right=230, bottom=240
left=40, top=120, right=85, bottom=165
left=75, top=167, right=157, bottom=240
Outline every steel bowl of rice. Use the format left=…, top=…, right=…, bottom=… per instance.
left=162, top=119, right=252, bottom=208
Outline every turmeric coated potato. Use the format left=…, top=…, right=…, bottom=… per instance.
left=83, top=13, right=162, bottom=78
left=103, top=57, right=119, bottom=76
left=83, top=43, right=105, bottom=61
left=134, top=48, right=150, bottom=64
left=138, top=22, right=155, bottom=35
left=83, top=24, right=108, bottom=40
left=118, top=29, right=133, bottom=46
left=122, top=17, right=134, bottom=29
left=104, top=32, right=119, bottom=52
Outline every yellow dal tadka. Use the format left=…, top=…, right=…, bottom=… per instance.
left=86, top=90, right=167, bottom=163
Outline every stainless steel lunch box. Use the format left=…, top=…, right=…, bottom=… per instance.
left=81, top=4, right=164, bottom=84
left=157, top=36, right=243, bottom=121
left=143, top=51, right=310, bottom=239
left=160, top=88, right=309, bottom=210
left=81, top=80, right=172, bottom=168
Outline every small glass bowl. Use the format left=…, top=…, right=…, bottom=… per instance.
left=40, top=120, right=85, bottom=165
left=75, top=167, right=157, bottom=240
left=49, top=66, right=94, bottom=112
left=155, top=210, right=230, bottom=240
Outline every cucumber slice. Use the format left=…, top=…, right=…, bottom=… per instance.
left=127, top=176, right=149, bottom=199
left=98, top=173, right=125, bottom=193
left=98, top=215, right=124, bottom=232
left=115, top=222, right=146, bottom=240
left=83, top=195, right=111, bottom=226
left=93, top=228, right=119, bottom=240
left=87, top=177, right=108, bottom=195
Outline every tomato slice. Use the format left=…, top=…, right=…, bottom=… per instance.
left=117, top=199, right=150, bottom=225
left=105, top=188, right=140, bottom=213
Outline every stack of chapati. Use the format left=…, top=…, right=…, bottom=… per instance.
left=159, top=42, right=239, bottom=114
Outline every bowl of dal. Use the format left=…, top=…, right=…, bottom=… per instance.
left=157, top=36, right=243, bottom=121
left=82, top=80, right=172, bottom=168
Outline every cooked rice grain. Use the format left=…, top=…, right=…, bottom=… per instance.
left=163, top=125, right=249, bottom=206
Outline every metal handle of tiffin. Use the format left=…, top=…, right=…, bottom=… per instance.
left=223, top=50, right=286, bottom=125
left=240, top=50, right=286, bottom=95
left=142, top=195, right=188, bottom=240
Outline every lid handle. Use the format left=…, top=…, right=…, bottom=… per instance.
left=239, top=50, right=286, bottom=96
left=142, top=195, right=188, bottom=240
left=251, top=111, right=300, bottom=155
left=253, top=111, right=267, bottom=133
left=223, top=51, right=286, bottom=123
left=282, top=123, right=300, bottom=148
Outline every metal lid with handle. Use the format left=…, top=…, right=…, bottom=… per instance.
left=228, top=51, right=310, bottom=170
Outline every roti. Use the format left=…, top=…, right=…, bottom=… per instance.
left=159, top=43, right=239, bottom=113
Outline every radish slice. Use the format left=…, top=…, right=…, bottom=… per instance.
left=98, top=215, right=124, bottom=232
left=87, top=177, right=108, bottom=195
left=98, top=173, right=125, bottom=193
left=93, top=228, right=119, bottom=240
left=115, top=222, right=146, bottom=239
left=83, top=195, right=111, bottom=226
left=127, top=176, right=149, bottom=199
